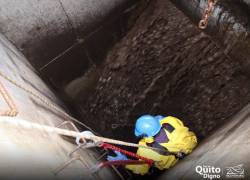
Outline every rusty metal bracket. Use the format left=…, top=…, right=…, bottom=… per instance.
left=68, top=141, right=102, bottom=157
left=54, top=121, right=92, bottom=175
left=54, top=121, right=107, bottom=178
left=54, top=121, right=126, bottom=179
left=53, top=155, right=88, bottom=175
left=56, top=120, right=80, bottom=132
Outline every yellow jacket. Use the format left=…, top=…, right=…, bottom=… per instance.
left=126, top=116, right=197, bottom=175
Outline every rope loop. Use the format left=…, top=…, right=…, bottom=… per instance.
left=76, top=131, right=94, bottom=146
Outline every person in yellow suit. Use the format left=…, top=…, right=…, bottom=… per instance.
left=107, top=115, right=197, bottom=175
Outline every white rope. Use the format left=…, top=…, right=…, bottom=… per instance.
left=0, top=72, right=173, bottom=152
left=0, top=117, right=79, bottom=137
left=0, top=117, right=171, bottom=152
left=0, top=73, right=181, bottom=152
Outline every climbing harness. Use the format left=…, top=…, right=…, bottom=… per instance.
left=0, top=80, right=18, bottom=116
left=101, top=143, right=154, bottom=165
left=199, top=0, right=217, bottom=29
left=90, top=142, right=154, bottom=173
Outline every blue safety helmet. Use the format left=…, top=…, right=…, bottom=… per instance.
left=154, top=115, right=164, bottom=122
left=134, top=115, right=162, bottom=137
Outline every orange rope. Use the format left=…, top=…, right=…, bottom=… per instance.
left=0, top=80, right=18, bottom=116
left=101, top=143, right=154, bottom=166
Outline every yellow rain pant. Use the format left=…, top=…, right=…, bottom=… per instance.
left=126, top=116, right=197, bottom=175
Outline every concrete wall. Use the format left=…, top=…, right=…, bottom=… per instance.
left=160, top=1, right=250, bottom=179
left=0, top=34, right=118, bottom=180
left=243, top=0, right=250, bottom=6
left=0, top=0, right=137, bottom=89
left=160, top=104, right=250, bottom=179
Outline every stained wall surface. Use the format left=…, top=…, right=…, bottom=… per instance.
left=160, top=104, right=250, bottom=179
left=0, top=34, right=118, bottom=180
left=0, top=0, right=137, bottom=89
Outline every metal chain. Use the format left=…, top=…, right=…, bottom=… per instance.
left=199, top=0, right=217, bottom=29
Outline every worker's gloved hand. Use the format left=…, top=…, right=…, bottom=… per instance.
left=107, top=151, right=128, bottom=161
